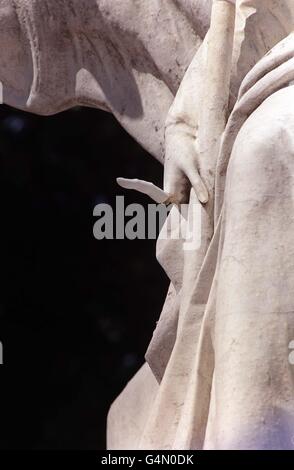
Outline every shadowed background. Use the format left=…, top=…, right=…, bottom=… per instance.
left=0, top=105, right=168, bottom=449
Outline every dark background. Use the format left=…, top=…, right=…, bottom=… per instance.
left=0, top=105, right=168, bottom=449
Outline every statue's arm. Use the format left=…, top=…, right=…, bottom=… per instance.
left=164, top=0, right=236, bottom=205
left=118, top=42, right=210, bottom=205
left=163, top=43, right=208, bottom=204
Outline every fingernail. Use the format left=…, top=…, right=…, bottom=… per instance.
left=199, top=191, right=209, bottom=204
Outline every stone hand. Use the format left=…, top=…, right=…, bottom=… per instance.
left=116, top=129, right=209, bottom=205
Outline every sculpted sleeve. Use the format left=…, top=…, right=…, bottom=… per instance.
left=5, top=0, right=210, bottom=162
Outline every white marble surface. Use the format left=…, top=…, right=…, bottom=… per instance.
left=1, top=0, right=294, bottom=450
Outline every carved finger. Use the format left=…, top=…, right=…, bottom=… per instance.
left=117, top=177, right=174, bottom=204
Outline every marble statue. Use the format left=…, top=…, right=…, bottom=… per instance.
left=1, top=0, right=294, bottom=449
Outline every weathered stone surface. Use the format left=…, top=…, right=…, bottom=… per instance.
left=1, top=0, right=294, bottom=450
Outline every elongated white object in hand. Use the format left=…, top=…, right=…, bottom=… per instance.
left=117, top=177, right=171, bottom=204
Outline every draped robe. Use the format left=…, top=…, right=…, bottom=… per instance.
left=108, top=1, right=294, bottom=450
left=2, top=0, right=212, bottom=161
